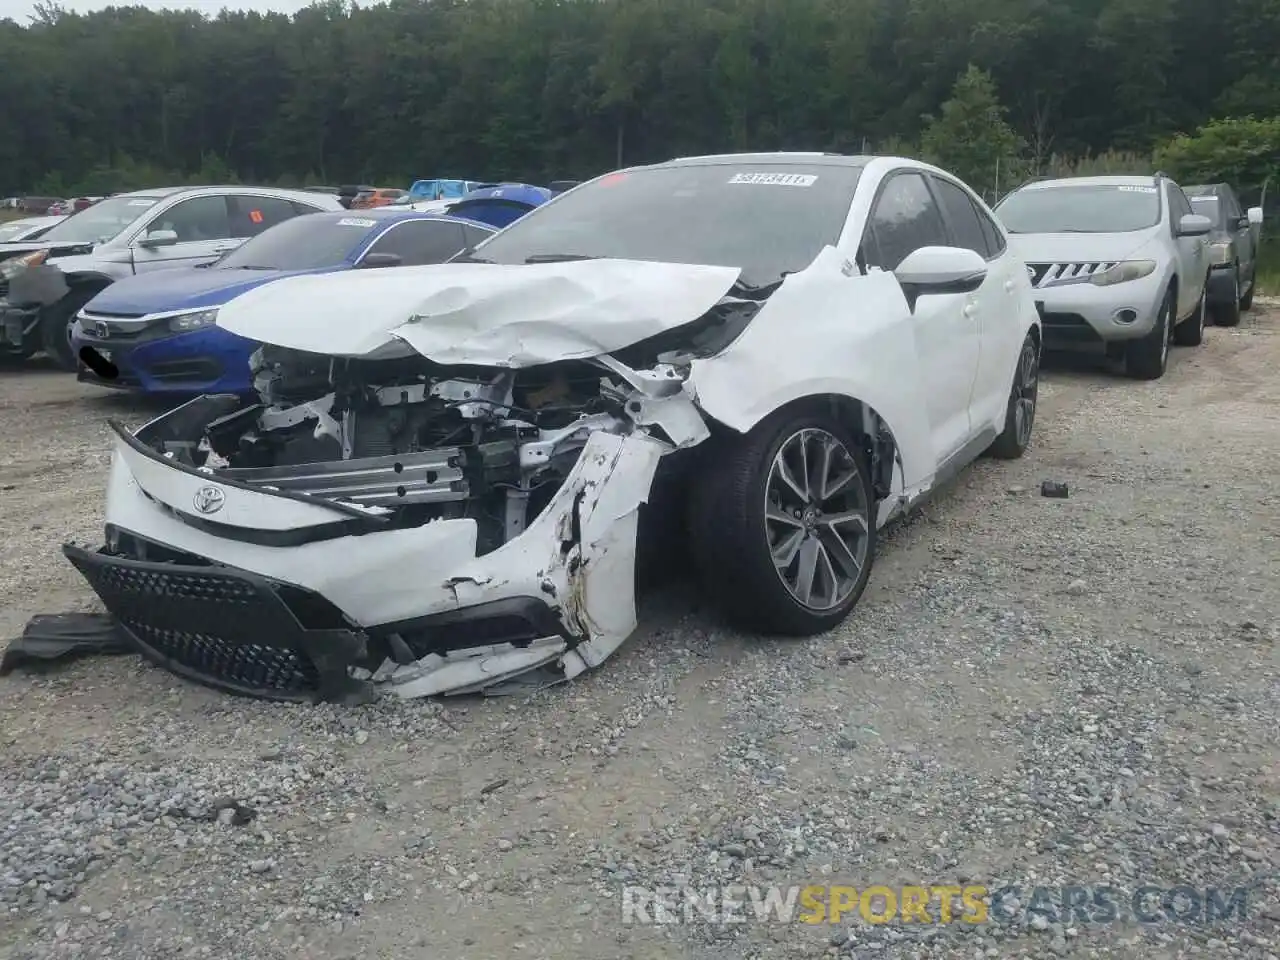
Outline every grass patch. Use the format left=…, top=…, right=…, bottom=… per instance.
left=0, top=209, right=23, bottom=223
left=1256, top=242, right=1280, bottom=297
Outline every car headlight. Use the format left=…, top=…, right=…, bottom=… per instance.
left=168, top=308, right=219, bottom=332
left=1089, top=260, right=1157, bottom=287
left=1207, top=241, right=1233, bottom=266
left=0, top=249, right=50, bottom=279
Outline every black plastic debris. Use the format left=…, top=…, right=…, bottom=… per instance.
left=0, top=613, right=132, bottom=676
left=1040, top=481, right=1070, bottom=499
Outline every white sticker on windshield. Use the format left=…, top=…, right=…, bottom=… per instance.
left=337, top=217, right=377, bottom=227
left=1117, top=186, right=1157, bottom=193
left=728, top=173, right=817, bottom=187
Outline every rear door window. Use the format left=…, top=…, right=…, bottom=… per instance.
left=230, top=194, right=311, bottom=237
left=931, top=176, right=993, bottom=259
left=363, top=220, right=469, bottom=265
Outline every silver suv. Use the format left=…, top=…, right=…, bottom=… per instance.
left=0, top=185, right=343, bottom=370
left=993, top=174, right=1211, bottom=380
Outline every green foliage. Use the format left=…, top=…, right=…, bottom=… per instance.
left=0, top=0, right=1278, bottom=193
left=1154, top=117, right=1280, bottom=200
left=919, top=65, right=1026, bottom=200
left=1256, top=243, right=1280, bottom=296
left=1042, top=150, right=1156, bottom=178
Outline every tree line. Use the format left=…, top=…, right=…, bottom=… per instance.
left=2, top=0, right=1279, bottom=200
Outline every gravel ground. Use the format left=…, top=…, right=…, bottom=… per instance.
left=1, top=306, right=1278, bottom=960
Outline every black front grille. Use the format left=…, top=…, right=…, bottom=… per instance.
left=64, top=544, right=372, bottom=703
left=146, top=357, right=223, bottom=383
left=1040, top=311, right=1102, bottom=345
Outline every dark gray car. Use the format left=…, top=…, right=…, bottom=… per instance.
left=1184, top=183, right=1264, bottom=326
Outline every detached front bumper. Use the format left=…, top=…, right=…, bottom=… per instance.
left=66, top=407, right=677, bottom=700
left=64, top=539, right=372, bottom=703
left=0, top=299, right=40, bottom=353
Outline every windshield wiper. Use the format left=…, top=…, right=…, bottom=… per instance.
left=524, top=253, right=600, bottom=264
left=451, top=250, right=493, bottom=264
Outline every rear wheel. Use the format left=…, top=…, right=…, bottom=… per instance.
left=1214, top=267, right=1242, bottom=327
left=688, top=408, right=877, bottom=636
left=1126, top=287, right=1173, bottom=380
left=40, top=286, right=99, bottom=372
left=987, top=331, right=1039, bottom=460
left=1173, top=277, right=1206, bottom=346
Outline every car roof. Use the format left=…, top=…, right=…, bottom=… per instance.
left=1183, top=183, right=1228, bottom=196
left=303, top=209, right=494, bottom=228
left=655, top=152, right=873, bottom=170
left=113, top=185, right=345, bottom=202
left=1019, top=175, right=1160, bottom=190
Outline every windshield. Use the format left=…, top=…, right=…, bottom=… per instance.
left=217, top=213, right=371, bottom=270
left=473, top=163, right=863, bottom=285
left=1188, top=195, right=1223, bottom=227
left=38, top=194, right=160, bottom=244
left=995, top=183, right=1161, bottom=233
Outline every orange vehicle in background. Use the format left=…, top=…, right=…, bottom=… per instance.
left=350, top=187, right=407, bottom=209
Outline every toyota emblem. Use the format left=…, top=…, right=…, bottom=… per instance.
left=1026, top=264, right=1037, bottom=281
left=192, top=485, right=226, bottom=515
left=95, top=321, right=110, bottom=339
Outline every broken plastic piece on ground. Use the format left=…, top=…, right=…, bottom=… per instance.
left=1, top=612, right=132, bottom=676
left=1040, top=480, right=1070, bottom=499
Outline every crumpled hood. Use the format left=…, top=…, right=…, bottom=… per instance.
left=87, top=264, right=340, bottom=316
left=1007, top=229, right=1158, bottom=264
left=0, top=239, right=92, bottom=261
left=215, top=258, right=743, bottom=366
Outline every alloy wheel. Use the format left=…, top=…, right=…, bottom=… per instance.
left=1160, top=298, right=1170, bottom=367
left=764, top=428, right=870, bottom=612
left=1013, top=338, right=1039, bottom=447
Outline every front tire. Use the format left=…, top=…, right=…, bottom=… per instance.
left=987, top=331, right=1039, bottom=460
left=688, top=409, right=877, bottom=636
left=41, top=287, right=99, bottom=372
left=1173, top=277, right=1206, bottom=346
left=1126, top=287, right=1172, bottom=380
left=1239, top=267, right=1255, bottom=311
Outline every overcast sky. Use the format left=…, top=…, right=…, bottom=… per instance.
left=1, top=0, right=327, bottom=21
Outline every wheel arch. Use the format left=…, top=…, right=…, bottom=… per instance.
left=62, top=271, right=116, bottom=296
left=700, top=392, right=907, bottom=505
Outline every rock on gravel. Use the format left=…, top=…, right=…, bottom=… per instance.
left=1, top=310, right=1279, bottom=959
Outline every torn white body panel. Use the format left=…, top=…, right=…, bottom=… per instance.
left=214, top=258, right=741, bottom=365
left=690, top=246, right=934, bottom=494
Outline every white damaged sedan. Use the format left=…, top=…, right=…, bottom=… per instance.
left=64, top=153, right=1042, bottom=703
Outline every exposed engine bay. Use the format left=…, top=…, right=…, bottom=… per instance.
left=145, top=293, right=764, bottom=555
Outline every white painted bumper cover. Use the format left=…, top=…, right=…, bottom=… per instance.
left=85, top=420, right=670, bottom=699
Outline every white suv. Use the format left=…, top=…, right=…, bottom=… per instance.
left=993, top=174, right=1211, bottom=380
left=0, top=185, right=343, bottom=370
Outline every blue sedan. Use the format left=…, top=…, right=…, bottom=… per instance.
left=71, top=209, right=497, bottom=396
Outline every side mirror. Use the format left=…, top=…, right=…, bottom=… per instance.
left=359, top=252, right=402, bottom=269
left=1247, top=206, right=1264, bottom=226
left=893, top=246, right=988, bottom=306
left=1177, top=213, right=1213, bottom=237
left=138, top=229, right=178, bottom=249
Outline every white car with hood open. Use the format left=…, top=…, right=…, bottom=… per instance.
left=64, top=153, right=1043, bottom=702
